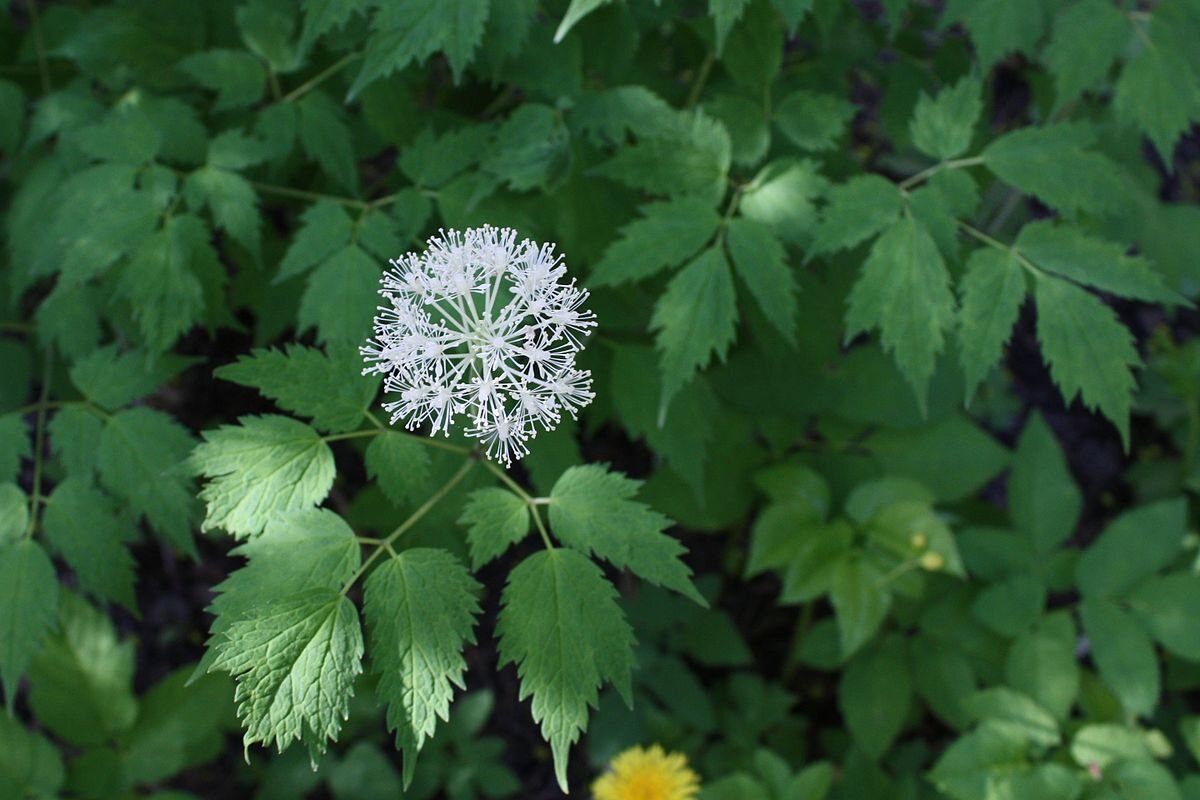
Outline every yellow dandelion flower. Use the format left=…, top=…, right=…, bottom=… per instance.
left=592, top=745, right=700, bottom=800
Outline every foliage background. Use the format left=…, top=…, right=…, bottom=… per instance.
left=3, top=0, right=1200, bottom=798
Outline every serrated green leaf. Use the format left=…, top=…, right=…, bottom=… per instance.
left=1016, top=221, right=1184, bottom=305
left=1080, top=597, right=1159, bottom=717
left=553, top=0, right=611, bottom=42
left=398, top=125, right=492, bottom=189
left=839, top=638, right=912, bottom=759
left=0, top=485, right=25, bottom=545
left=928, top=722, right=1031, bottom=800
left=1033, top=274, right=1140, bottom=445
left=42, top=479, right=136, bottom=610
left=592, top=112, right=731, bottom=198
left=910, top=74, right=982, bottom=160
left=1075, top=498, right=1185, bottom=598
left=0, top=714, right=64, bottom=799
left=68, top=105, right=162, bottom=164
left=192, top=415, right=336, bottom=539
left=1009, top=413, right=1080, bottom=555
left=0, top=416, right=28, bottom=486
left=27, top=591, right=135, bottom=746
left=982, top=123, right=1124, bottom=216
left=964, top=688, right=1060, bottom=747
left=277, top=200, right=356, bottom=283
left=116, top=213, right=208, bottom=351
left=549, top=464, right=704, bottom=604
left=365, top=432, right=433, bottom=506
left=212, top=588, right=363, bottom=755
left=958, top=248, right=1025, bottom=402
left=69, top=345, right=192, bottom=412
left=811, top=174, right=902, bottom=255
left=483, top=104, right=571, bottom=191
left=963, top=0, right=1046, bottom=70
left=710, top=0, right=751, bottom=53
left=177, top=49, right=267, bottom=111
left=364, top=549, right=480, bottom=786
left=1042, top=0, right=1130, bottom=110
left=185, top=166, right=261, bottom=256
left=298, top=244, right=380, bottom=344
left=97, top=408, right=197, bottom=554
left=208, top=129, right=269, bottom=172
left=1114, top=28, right=1200, bottom=163
left=774, top=89, right=855, bottom=151
left=830, top=554, right=890, bottom=659
left=496, top=548, right=634, bottom=792
left=458, top=487, right=530, bottom=569
left=237, top=0, right=299, bottom=72
left=726, top=217, right=797, bottom=343
left=300, top=0, right=372, bottom=52
left=216, top=345, right=378, bottom=434
left=740, top=158, right=827, bottom=245
left=847, top=216, right=955, bottom=412
left=588, top=197, right=721, bottom=287
left=351, top=0, right=491, bottom=95
left=299, top=91, right=359, bottom=193
left=35, top=282, right=102, bottom=356
left=651, top=246, right=738, bottom=414
left=48, top=405, right=102, bottom=478
left=0, top=539, right=58, bottom=708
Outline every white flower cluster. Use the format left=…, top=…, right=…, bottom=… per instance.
left=362, top=226, right=596, bottom=465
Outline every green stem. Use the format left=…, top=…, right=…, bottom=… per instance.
left=957, top=220, right=1046, bottom=277
left=481, top=459, right=534, bottom=502
left=322, top=429, right=380, bottom=443
left=897, top=155, right=985, bottom=191
left=25, top=351, right=53, bottom=538
left=27, top=0, right=51, bottom=95
left=341, top=456, right=477, bottom=594
left=280, top=53, right=359, bottom=104
left=686, top=51, right=716, bottom=108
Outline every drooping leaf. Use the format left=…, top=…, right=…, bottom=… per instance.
left=363, top=549, right=481, bottom=786
left=191, top=415, right=336, bottom=539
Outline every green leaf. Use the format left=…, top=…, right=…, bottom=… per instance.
left=277, top=200, right=356, bottom=283
left=1034, top=275, right=1141, bottom=445
left=1080, top=598, right=1159, bottom=717
left=69, top=345, right=191, bottom=412
left=237, top=0, right=299, bottom=72
left=912, top=639, right=977, bottom=730
left=1070, top=724, right=1154, bottom=769
left=351, top=0, right=491, bottom=95
left=971, top=574, right=1045, bottom=638
left=0, top=539, right=58, bottom=708
left=300, top=0, right=372, bottom=52
left=212, top=588, right=364, bottom=755
left=839, top=638, right=912, bottom=759
left=364, top=549, right=481, bottom=786
left=811, top=174, right=902, bottom=255
left=192, top=415, right=336, bottom=539
left=363, top=432, right=431, bottom=508
left=458, top=487, right=530, bottom=569
left=774, top=90, right=855, bottom=151
left=739, top=158, right=826, bottom=245
left=496, top=549, right=634, bottom=792
left=957, top=248, right=1026, bottom=402
left=1128, top=573, right=1200, bottom=661
left=651, top=246, right=738, bottom=413
left=185, top=166, right=261, bottom=256
left=592, top=112, right=731, bottom=198
left=1009, top=413, right=1081, bottom=555
left=1114, top=25, right=1200, bottom=163
left=116, top=214, right=209, bottom=351
left=69, top=105, right=162, bottom=164
left=588, top=197, right=721, bottom=287
left=121, top=668, right=234, bottom=785
left=830, top=554, right=891, bottom=659
left=710, top=0, right=751, bottom=53
left=0, top=714, right=64, bottom=799
left=964, top=687, right=1060, bottom=747
left=42, top=479, right=136, bottom=610
left=0, top=485, right=25, bottom=545
left=398, top=125, right=492, bottom=189
left=928, top=722, right=1030, bottom=800
left=726, top=217, right=797, bottom=344
left=1042, top=0, right=1130, bottom=109
left=1076, top=499, right=1185, bottom=598
left=963, top=0, right=1046, bottom=70
left=1016, top=221, right=1184, bottom=305
left=549, top=464, right=704, bottom=604
left=298, top=91, right=359, bottom=193
left=297, top=244, right=380, bottom=344
left=553, top=0, right=611, bottom=42
left=27, top=592, right=137, bottom=746
left=982, top=123, right=1124, bottom=216
left=1006, top=625, right=1080, bottom=722
left=0, top=416, right=28, bottom=486
left=910, top=74, right=982, bottom=160
left=48, top=405, right=102, bottom=478
left=216, top=345, right=378, bottom=434
left=846, top=216, right=956, bottom=412
left=97, top=408, right=197, bottom=554
left=1095, top=760, right=1183, bottom=800
left=177, top=49, right=267, bottom=111
left=198, top=509, right=360, bottom=678
left=483, top=104, right=571, bottom=191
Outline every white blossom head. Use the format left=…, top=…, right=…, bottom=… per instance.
left=362, top=226, right=597, bottom=465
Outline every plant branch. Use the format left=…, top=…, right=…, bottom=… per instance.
left=24, top=350, right=53, bottom=538
left=280, top=53, right=358, bottom=104
left=897, top=155, right=985, bottom=191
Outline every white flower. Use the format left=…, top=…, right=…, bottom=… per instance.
left=362, top=226, right=596, bottom=465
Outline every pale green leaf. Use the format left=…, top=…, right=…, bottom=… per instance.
left=1033, top=274, right=1141, bottom=445
left=957, top=248, right=1026, bottom=403
left=1070, top=724, right=1154, bottom=769
left=458, top=487, right=530, bottom=569
left=964, top=688, right=1059, bottom=747
left=364, top=549, right=480, bottom=786
left=739, top=158, right=827, bottom=245
left=0, top=539, right=58, bottom=708
left=191, top=415, right=336, bottom=539
left=216, top=345, right=378, bottom=434
left=846, top=216, right=956, bottom=412
left=0, top=485, right=25, bottom=545
left=212, top=589, right=363, bottom=754
left=588, top=197, right=721, bottom=287
left=910, top=74, right=982, bottom=160
left=496, top=548, right=634, bottom=792
left=1006, top=624, right=1080, bottom=722
left=549, top=464, right=703, bottom=604
left=726, top=217, right=797, bottom=344
left=928, top=722, right=1030, bottom=800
